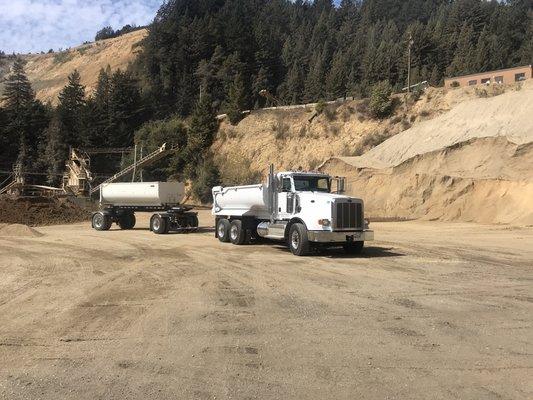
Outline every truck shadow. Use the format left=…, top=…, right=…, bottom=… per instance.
left=263, top=242, right=404, bottom=258
left=318, top=246, right=405, bottom=259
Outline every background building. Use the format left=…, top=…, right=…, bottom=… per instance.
left=444, top=65, right=532, bottom=88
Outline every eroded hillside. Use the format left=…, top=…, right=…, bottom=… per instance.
left=0, top=29, right=146, bottom=104
left=214, top=82, right=533, bottom=225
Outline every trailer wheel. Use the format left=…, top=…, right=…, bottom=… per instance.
left=288, top=223, right=310, bottom=256
left=151, top=214, right=168, bottom=234
left=343, top=241, right=364, bottom=255
left=92, top=212, right=111, bottom=231
left=118, top=213, right=136, bottom=230
left=217, top=218, right=231, bottom=242
left=229, top=219, right=247, bottom=245
left=188, top=214, right=199, bottom=228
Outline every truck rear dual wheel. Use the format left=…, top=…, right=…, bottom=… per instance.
left=118, top=213, right=136, bottom=230
left=289, top=223, right=310, bottom=256
left=217, top=219, right=231, bottom=242
left=229, top=220, right=251, bottom=245
left=92, top=212, right=112, bottom=231
left=151, top=214, right=169, bottom=234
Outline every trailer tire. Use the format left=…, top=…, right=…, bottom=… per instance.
left=343, top=241, right=364, bottom=255
left=229, top=219, right=247, bottom=245
left=188, top=214, right=199, bottom=228
left=118, top=213, right=136, bottom=230
left=92, top=212, right=111, bottom=231
left=288, top=223, right=310, bottom=256
left=151, top=214, right=168, bottom=234
left=217, top=219, right=231, bottom=242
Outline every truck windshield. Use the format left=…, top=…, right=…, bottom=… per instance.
left=293, top=176, right=330, bottom=192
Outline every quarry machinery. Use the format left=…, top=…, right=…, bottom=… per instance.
left=212, top=165, right=373, bottom=256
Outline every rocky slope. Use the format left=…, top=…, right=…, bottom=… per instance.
left=0, top=29, right=146, bottom=104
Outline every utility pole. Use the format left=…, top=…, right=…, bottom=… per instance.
left=407, top=34, right=414, bottom=94
left=139, top=146, right=143, bottom=182
left=132, top=144, right=137, bottom=182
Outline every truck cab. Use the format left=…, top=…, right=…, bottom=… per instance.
left=212, top=167, right=373, bottom=256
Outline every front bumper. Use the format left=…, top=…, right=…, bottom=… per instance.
left=307, top=230, right=374, bottom=243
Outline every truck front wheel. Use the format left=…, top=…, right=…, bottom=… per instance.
left=229, top=220, right=250, bottom=245
left=289, top=223, right=310, bottom=256
left=92, top=212, right=111, bottom=231
left=151, top=214, right=169, bottom=234
left=217, top=218, right=231, bottom=242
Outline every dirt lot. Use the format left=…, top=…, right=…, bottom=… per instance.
left=0, top=210, right=532, bottom=399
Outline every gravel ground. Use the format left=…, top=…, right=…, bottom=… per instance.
left=0, top=210, right=532, bottom=399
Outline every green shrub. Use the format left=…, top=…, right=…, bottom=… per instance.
left=191, top=156, right=220, bottom=204
left=218, top=153, right=262, bottom=186
left=272, top=118, right=290, bottom=140
left=315, top=100, right=327, bottom=115
left=53, top=51, right=74, bottom=64
left=410, top=86, right=423, bottom=101
left=323, top=104, right=337, bottom=121
left=369, top=81, right=393, bottom=119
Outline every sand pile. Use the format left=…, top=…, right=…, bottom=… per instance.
left=321, top=82, right=533, bottom=225
left=0, top=224, right=43, bottom=237
left=337, top=82, right=533, bottom=170
left=0, top=196, right=90, bottom=226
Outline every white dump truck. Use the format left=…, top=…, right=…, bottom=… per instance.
left=91, top=182, right=198, bottom=234
left=212, top=166, right=373, bottom=256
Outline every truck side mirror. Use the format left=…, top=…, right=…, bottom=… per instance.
left=337, top=177, right=346, bottom=193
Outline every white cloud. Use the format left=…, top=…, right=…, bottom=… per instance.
left=0, top=0, right=162, bottom=53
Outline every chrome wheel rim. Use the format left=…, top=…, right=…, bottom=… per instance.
left=94, top=214, right=103, bottom=228
left=152, top=218, right=160, bottom=231
left=218, top=222, right=226, bottom=238
left=291, top=230, right=300, bottom=249
left=230, top=225, right=238, bottom=240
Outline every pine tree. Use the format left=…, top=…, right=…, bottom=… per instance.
left=2, top=59, right=35, bottom=113
left=325, top=50, right=348, bottom=99
left=41, top=116, right=67, bottom=185
left=475, top=27, right=492, bottom=72
left=57, top=70, right=87, bottom=147
left=186, top=93, right=218, bottom=171
left=446, top=22, right=475, bottom=77
left=107, top=69, right=144, bottom=146
left=225, top=73, right=248, bottom=125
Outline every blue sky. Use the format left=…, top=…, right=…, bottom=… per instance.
left=0, top=0, right=163, bottom=54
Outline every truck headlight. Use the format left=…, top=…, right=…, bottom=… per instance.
left=318, top=219, right=330, bottom=226
left=364, top=218, right=370, bottom=229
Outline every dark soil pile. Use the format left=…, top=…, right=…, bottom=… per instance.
left=0, top=196, right=91, bottom=226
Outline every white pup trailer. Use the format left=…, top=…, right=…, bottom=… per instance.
left=91, top=182, right=198, bottom=234
left=212, top=166, right=373, bottom=256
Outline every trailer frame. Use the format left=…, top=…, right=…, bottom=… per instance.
left=92, top=204, right=198, bottom=234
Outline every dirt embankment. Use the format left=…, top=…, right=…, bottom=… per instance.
left=0, top=29, right=146, bottom=105
left=320, top=82, right=533, bottom=225
left=214, top=81, right=532, bottom=225
left=0, top=197, right=90, bottom=226
left=213, top=85, right=460, bottom=176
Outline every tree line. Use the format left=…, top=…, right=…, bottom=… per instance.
left=0, top=0, right=531, bottom=200
left=0, top=60, right=219, bottom=201
left=134, top=0, right=531, bottom=117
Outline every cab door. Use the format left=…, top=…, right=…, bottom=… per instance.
left=276, top=175, right=293, bottom=219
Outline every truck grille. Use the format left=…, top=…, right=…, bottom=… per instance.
left=333, top=201, right=363, bottom=230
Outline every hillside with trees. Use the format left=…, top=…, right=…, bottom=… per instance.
left=0, top=0, right=531, bottom=198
